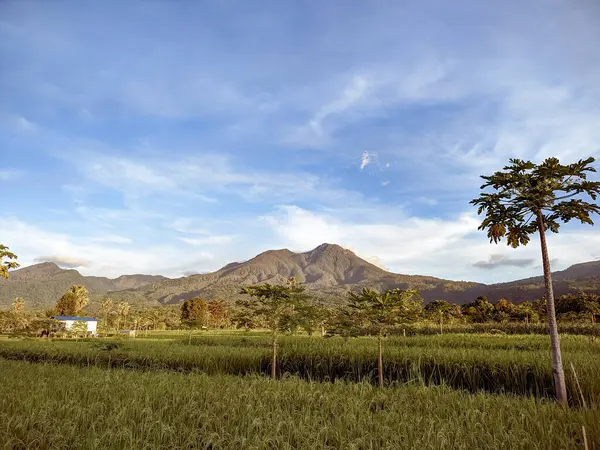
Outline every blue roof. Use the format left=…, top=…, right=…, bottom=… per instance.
left=53, top=316, right=98, bottom=321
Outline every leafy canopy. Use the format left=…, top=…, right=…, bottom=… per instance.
left=181, top=297, right=209, bottom=324
left=0, top=245, right=20, bottom=279
left=348, top=287, right=422, bottom=335
left=470, top=157, right=600, bottom=247
left=238, top=277, right=307, bottom=333
left=55, top=285, right=89, bottom=316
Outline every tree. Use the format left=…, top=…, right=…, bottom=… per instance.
left=462, top=296, right=494, bottom=323
left=0, top=245, right=19, bottom=279
left=55, top=285, right=89, bottom=316
left=471, top=156, right=600, bottom=404
left=348, top=287, right=422, bottom=387
left=181, top=297, right=210, bottom=328
left=116, top=302, right=130, bottom=330
left=556, top=292, right=600, bottom=324
left=239, top=277, right=307, bottom=379
left=494, top=298, right=515, bottom=323
left=515, top=301, right=538, bottom=325
left=207, top=300, right=229, bottom=328
left=424, top=300, right=461, bottom=333
left=296, top=304, right=332, bottom=337
left=100, top=299, right=113, bottom=330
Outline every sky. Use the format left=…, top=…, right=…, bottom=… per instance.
left=1, top=0, right=600, bottom=283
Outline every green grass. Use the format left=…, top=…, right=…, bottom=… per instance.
left=1, top=333, right=599, bottom=406
left=0, top=359, right=598, bottom=450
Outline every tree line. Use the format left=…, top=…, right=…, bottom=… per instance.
left=1, top=281, right=599, bottom=336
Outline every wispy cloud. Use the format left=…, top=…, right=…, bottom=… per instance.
left=90, top=235, right=133, bottom=245
left=0, top=169, right=22, bottom=181
left=473, top=254, right=535, bottom=270
left=180, top=235, right=236, bottom=246
left=33, top=255, right=90, bottom=269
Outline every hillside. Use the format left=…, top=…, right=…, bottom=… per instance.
left=3, top=244, right=600, bottom=308
left=110, top=243, right=481, bottom=305
left=0, top=262, right=167, bottom=308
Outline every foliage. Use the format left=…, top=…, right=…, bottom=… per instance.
left=66, top=320, right=89, bottom=339
left=462, top=296, right=494, bottom=323
left=55, top=285, right=89, bottom=316
left=180, top=297, right=210, bottom=327
left=238, top=278, right=307, bottom=334
left=470, top=157, right=600, bottom=247
left=207, top=299, right=229, bottom=328
left=556, top=292, right=600, bottom=322
left=99, top=299, right=113, bottom=328
left=424, top=300, right=462, bottom=330
left=347, top=288, right=423, bottom=336
left=0, top=245, right=19, bottom=279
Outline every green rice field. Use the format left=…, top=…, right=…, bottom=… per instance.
left=0, top=333, right=598, bottom=448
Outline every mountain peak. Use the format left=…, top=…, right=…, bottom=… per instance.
left=308, top=243, right=348, bottom=254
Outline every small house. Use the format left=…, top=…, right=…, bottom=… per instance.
left=53, top=316, right=98, bottom=334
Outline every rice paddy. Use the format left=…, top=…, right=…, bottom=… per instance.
left=0, top=332, right=599, bottom=448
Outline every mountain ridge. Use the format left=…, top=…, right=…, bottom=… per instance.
left=2, top=244, right=599, bottom=308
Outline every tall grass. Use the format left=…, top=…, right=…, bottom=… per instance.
left=1, top=334, right=598, bottom=406
left=0, top=360, right=598, bottom=450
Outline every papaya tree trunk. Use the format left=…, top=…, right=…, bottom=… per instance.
left=377, top=333, right=384, bottom=388
left=537, top=210, right=568, bottom=404
left=271, top=331, right=278, bottom=380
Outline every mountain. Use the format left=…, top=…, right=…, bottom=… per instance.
left=0, top=262, right=168, bottom=308
left=107, top=244, right=600, bottom=306
left=3, top=244, right=600, bottom=309
left=464, top=260, right=600, bottom=303
left=108, top=243, right=482, bottom=305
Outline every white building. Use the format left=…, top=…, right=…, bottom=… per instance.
left=53, top=316, right=98, bottom=334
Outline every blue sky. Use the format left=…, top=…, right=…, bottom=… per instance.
left=1, top=0, right=600, bottom=282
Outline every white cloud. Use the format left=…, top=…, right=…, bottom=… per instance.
left=0, top=216, right=217, bottom=278
left=360, top=151, right=373, bottom=170
left=262, top=205, right=600, bottom=283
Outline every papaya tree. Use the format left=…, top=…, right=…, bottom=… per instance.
left=238, top=277, right=307, bottom=379
left=471, top=157, right=600, bottom=404
left=0, top=245, right=19, bottom=278
left=348, top=287, right=422, bottom=387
